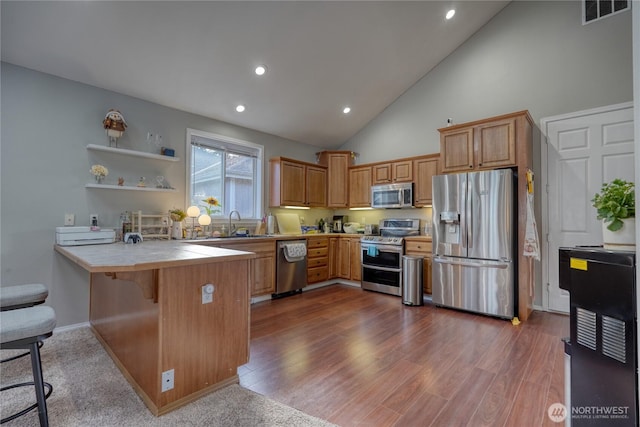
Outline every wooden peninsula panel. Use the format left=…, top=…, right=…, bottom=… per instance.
left=56, top=241, right=254, bottom=416
left=91, top=271, right=160, bottom=407
left=158, top=261, right=249, bottom=409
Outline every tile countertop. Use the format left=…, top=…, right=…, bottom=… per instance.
left=54, top=240, right=256, bottom=273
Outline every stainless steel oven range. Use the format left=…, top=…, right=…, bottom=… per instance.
left=360, top=219, right=420, bottom=296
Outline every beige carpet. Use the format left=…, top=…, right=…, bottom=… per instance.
left=0, top=327, right=336, bottom=426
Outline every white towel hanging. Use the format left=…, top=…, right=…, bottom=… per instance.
left=283, top=243, right=306, bottom=261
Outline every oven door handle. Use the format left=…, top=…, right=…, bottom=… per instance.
left=361, top=244, right=403, bottom=253
left=362, top=264, right=402, bottom=273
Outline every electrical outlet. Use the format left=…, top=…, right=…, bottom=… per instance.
left=64, top=213, right=75, bottom=226
left=89, top=214, right=98, bottom=226
left=161, top=369, right=174, bottom=392
left=299, top=216, right=304, bottom=224
left=202, top=284, right=214, bottom=304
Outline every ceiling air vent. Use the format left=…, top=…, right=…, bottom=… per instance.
left=583, top=0, right=630, bottom=24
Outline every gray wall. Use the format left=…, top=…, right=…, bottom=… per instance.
left=0, top=63, right=321, bottom=327
left=342, top=1, right=632, bottom=164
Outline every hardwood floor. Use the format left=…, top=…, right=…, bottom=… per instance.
left=239, top=285, right=569, bottom=427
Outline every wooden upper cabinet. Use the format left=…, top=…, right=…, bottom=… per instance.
left=372, top=163, right=392, bottom=184
left=349, top=166, right=372, bottom=208
left=306, top=165, right=327, bottom=207
left=439, top=128, right=474, bottom=173
left=413, top=154, right=440, bottom=207
left=439, top=113, right=519, bottom=173
left=270, top=157, right=327, bottom=208
left=372, top=160, right=413, bottom=184
left=392, top=160, right=413, bottom=182
left=475, top=117, right=516, bottom=170
left=317, top=151, right=354, bottom=208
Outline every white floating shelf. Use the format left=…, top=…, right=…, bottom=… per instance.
left=85, top=183, right=178, bottom=192
left=86, top=144, right=180, bottom=162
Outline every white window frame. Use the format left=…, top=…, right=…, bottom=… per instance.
left=185, top=128, right=264, bottom=220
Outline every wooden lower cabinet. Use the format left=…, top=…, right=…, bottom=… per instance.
left=335, top=236, right=361, bottom=281
left=338, top=238, right=351, bottom=279
left=329, top=237, right=339, bottom=278
left=213, top=241, right=276, bottom=297
left=307, top=236, right=329, bottom=284
left=404, top=238, right=432, bottom=295
left=350, top=237, right=361, bottom=281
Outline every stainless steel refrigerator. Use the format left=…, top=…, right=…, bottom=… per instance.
left=432, top=169, right=516, bottom=319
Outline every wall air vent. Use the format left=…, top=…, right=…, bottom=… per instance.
left=576, top=307, right=597, bottom=350
left=583, top=0, right=630, bottom=24
left=602, top=315, right=626, bottom=363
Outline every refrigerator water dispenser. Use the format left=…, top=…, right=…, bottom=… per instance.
left=439, top=211, right=460, bottom=244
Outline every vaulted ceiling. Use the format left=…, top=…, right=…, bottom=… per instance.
left=1, top=1, right=510, bottom=147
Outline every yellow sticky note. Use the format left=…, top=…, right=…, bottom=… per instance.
left=570, top=258, right=588, bottom=271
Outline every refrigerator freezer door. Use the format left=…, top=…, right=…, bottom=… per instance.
left=466, top=169, right=514, bottom=261
left=432, top=255, right=514, bottom=318
left=432, top=173, right=467, bottom=257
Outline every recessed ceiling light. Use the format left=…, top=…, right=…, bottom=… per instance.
left=236, top=105, right=246, bottom=113
left=343, top=107, right=351, bottom=114
left=255, top=65, right=266, bottom=76
left=446, top=9, right=456, bottom=20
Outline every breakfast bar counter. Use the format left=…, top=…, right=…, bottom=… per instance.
left=55, top=241, right=256, bottom=416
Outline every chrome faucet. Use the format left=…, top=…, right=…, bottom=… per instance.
left=229, top=210, right=241, bottom=236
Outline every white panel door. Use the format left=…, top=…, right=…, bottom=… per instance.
left=542, top=103, right=634, bottom=313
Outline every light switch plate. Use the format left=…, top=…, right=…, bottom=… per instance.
left=64, top=213, right=75, bottom=226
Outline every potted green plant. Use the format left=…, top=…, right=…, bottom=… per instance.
left=591, top=179, right=635, bottom=249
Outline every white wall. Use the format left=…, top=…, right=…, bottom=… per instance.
left=0, top=63, right=321, bottom=327
left=341, top=1, right=632, bottom=164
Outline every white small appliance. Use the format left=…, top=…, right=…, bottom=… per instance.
left=56, top=226, right=116, bottom=246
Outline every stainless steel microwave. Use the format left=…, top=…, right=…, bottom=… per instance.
left=371, top=183, right=413, bottom=209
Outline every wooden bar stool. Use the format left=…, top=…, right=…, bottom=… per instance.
left=0, top=305, right=56, bottom=426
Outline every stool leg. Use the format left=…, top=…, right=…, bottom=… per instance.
left=29, top=341, right=49, bottom=427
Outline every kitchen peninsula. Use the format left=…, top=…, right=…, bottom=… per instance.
left=55, top=241, right=255, bottom=415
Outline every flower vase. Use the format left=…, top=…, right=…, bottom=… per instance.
left=171, top=222, right=183, bottom=240
left=94, top=175, right=105, bottom=184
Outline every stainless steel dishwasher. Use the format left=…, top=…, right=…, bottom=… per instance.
left=274, top=240, right=307, bottom=298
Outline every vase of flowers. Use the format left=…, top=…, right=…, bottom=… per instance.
left=90, top=164, right=108, bottom=184
left=169, top=208, right=187, bottom=240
